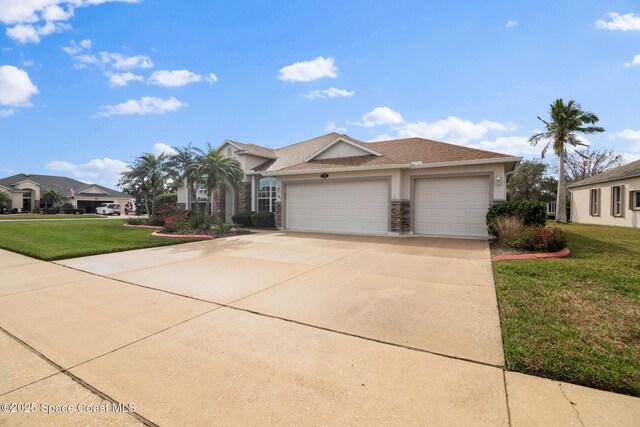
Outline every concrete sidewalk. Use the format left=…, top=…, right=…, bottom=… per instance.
left=0, top=234, right=638, bottom=425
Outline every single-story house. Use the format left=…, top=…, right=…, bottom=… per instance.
left=568, top=159, right=640, bottom=228
left=178, top=133, right=520, bottom=238
left=0, top=173, right=131, bottom=214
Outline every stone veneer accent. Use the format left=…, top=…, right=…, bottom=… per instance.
left=213, top=185, right=225, bottom=220
left=390, top=200, right=411, bottom=233
left=274, top=201, right=282, bottom=228
left=237, top=182, right=252, bottom=213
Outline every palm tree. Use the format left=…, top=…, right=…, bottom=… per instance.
left=197, top=144, right=243, bottom=218
left=167, top=143, right=204, bottom=214
left=122, top=152, right=168, bottom=217
left=530, top=99, right=605, bottom=223
left=41, top=188, right=62, bottom=210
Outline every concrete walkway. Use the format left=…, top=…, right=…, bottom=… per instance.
left=0, top=232, right=638, bottom=425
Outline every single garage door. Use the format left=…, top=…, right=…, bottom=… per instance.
left=285, top=180, right=389, bottom=234
left=414, top=176, right=490, bottom=238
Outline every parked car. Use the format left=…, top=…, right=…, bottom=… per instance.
left=96, top=203, right=121, bottom=215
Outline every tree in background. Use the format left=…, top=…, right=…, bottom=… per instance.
left=41, top=188, right=62, bottom=210
left=507, top=160, right=557, bottom=202
left=0, top=191, right=10, bottom=212
left=564, top=147, right=623, bottom=184
left=167, top=143, right=203, bottom=214
left=530, top=99, right=605, bottom=223
left=120, top=152, right=168, bottom=217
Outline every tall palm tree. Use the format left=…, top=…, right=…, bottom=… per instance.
left=41, top=188, right=62, bottom=210
left=530, top=99, right=605, bottom=223
left=167, top=143, right=204, bottom=214
left=197, top=144, right=243, bottom=218
left=123, top=152, right=168, bottom=217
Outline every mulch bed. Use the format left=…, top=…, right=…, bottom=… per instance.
left=489, top=239, right=536, bottom=258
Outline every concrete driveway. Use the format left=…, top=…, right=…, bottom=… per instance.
left=1, top=232, right=638, bottom=426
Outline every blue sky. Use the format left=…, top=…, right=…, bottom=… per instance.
left=1, top=0, right=639, bottom=187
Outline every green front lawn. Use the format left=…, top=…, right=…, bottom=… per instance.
left=494, top=223, right=640, bottom=396
left=0, top=214, right=104, bottom=220
left=0, top=219, right=199, bottom=260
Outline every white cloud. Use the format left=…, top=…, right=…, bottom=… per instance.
left=395, top=116, right=517, bottom=144
left=99, top=96, right=187, bottom=117
left=148, top=69, right=218, bottom=87
left=105, top=71, right=143, bottom=87
left=303, top=87, right=355, bottom=100
left=370, top=134, right=394, bottom=142
left=351, top=106, right=404, bottom=128
left=467, top=136, right=539, bottom=156
left=46, top=157, right=129, bottom=188
left=1, top=1, right=141, bottom=44
left=324, top=121, right=346, bottom=133
left=61, top=38, right=91, bottom=54
left=6, top=24, right=39, bottom=43
left=22, top=60, right=34, bottom=67
left=152, top=143, right=177, bottom=156
left=614, top=129, right=640, bottom=144
left=505, top=20, right=517, bottom=28
left=0, top=65, right=39, bottom=107
left=0, top=108, right=15, bottom=117
left=278, top=56, right=337, bottom=82
left=100, top=52, right=153, bottom=69
left=624, top=54, right=640, bottom=67
left=595, top=12, right=640, bottom=31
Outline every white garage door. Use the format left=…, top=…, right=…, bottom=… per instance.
left=285, top=180, right=389, bottom=234
left=415, top=176, right=490, bottom=238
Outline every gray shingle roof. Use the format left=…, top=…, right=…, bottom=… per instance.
left=567, top=159, right=640, bottom=188
left=0, top=174, right=130, bottom=198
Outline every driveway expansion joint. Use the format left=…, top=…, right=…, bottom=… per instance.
left=0, top=326, right=158, bottom=427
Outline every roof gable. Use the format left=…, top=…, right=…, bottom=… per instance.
left=306, top=137, right=382, bottom=161
left=79, top=186, right=110, bottom=195
left=568, top=159, right=640, bottom=188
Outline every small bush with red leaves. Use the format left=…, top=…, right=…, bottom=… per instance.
left=503, top=225, right=567, bottom=252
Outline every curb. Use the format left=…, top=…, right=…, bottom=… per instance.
left=123, top=224, right=163, bottom=229
left=151, top=230, right=213, bottom=240
left=492, top=248, right=571, bottom=263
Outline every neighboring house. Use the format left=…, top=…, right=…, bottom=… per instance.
left=547, top=202, right=557, bottom=216
left=568, top=159, right=640, bottom=228
left=0, top=173, right=131, bottom=214
left=178, top=133, right=520, bottom=238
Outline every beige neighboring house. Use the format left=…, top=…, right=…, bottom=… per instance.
left=0, top=173, right=131, bottom=214
left=568, top=159, right=640, bottom=228
left=177, top=132, right=521, bottom=238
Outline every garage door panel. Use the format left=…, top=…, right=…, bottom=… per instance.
left=286, top=180, right=389, bottom=234
left=415, top=177, right=490, bottom=238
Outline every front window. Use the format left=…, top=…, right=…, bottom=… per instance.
left=611, top=186, right=622, bottom=217
left=590, top=189, right=599, bottom=216
left=633, top=191, right=640, bottom=210
left=257, top=177, right=276, bottom=212
left=196, top=180, right=207, bottom=202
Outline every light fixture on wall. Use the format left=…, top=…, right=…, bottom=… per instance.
left=495, top=176, right=503, bottom=186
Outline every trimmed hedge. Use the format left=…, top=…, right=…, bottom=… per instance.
left=155, top=193, right=177, bottom=207
left=232, top=211, right=254, bottom=227
left=486, top=201, right=547, bottom=236
left=63, top=208, right=85, bottom=214
left=250, top=211, right=275, bottom=228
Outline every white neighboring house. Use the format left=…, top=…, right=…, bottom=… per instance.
left=176, top=133, right=521, bottom=238
left=568, top=159, right=640, bottom=228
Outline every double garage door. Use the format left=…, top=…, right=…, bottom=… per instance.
left=284, top=176, right=490, bottom=238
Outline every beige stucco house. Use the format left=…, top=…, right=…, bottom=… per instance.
left=568, top=159, right=640, bottom=228
left=0, top=173, right=131, bottom=214
left=177, top=133, right=521, bottom=238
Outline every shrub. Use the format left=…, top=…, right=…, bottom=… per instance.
left=212, top=220, right=233, bottom=236
left=491, top=216, right=525, bottom=240
left=45, top=207, right=59, bottom=214
left=250, top=211, right=275, bottom=228
left=62, top=203, right=73, bottom=209
left=188, top=212, right=214, bottom=231
left=126, top=217, right=147, bottom=225
left=504, top=225, right=567, bottom=252
left=486, top=201, right=547, bottom=236
left=155, top=193, right=177, bottom=208
left=148, top=216, right=165, bottom=227
left=63, top=208, right=84, bottom=214
left=162, top=210, right=190, bottom=233
left=231, top=211, right=254, bottom=227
